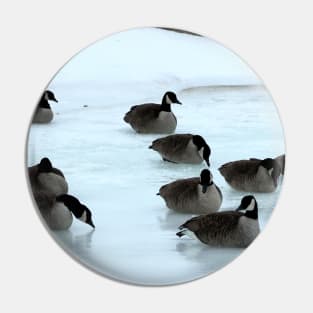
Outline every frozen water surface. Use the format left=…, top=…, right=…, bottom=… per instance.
left=27, top=28, right=285, bottom=285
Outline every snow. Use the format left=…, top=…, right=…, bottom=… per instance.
left=27, top=28, right=285, bottom=286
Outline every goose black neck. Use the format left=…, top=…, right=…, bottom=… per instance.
left=38, top=96, right=51, bottom=109
left=64, top=199, right=84, bottom=218
left=160, top=96, right=172, bottom=112
left=200, top=181, right=213, bottom=186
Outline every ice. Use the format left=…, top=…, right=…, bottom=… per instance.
left=27, top=28, right=285, bottom=285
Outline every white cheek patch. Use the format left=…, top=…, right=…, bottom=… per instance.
left=268, top=168, right=274, bottom=176
left=198, top=147, right=204, bottom=159
left=165, top=94, right=172, bottom=104
left=79, top=211, right=87, bottom=222
left=44, top=92, right=49, bottom=101
left=182, top=229, right=198, bottom=240
left=246, top=198, right=255, bottom=211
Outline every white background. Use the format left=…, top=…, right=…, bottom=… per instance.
left=0, top=0, right=312, bottom=312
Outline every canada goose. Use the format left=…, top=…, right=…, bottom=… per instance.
left=219, top=157, right=281, bottom=192
left=149, top=134, right=211, bottom=166
left=33, top=90, right=58, bottom=123
left=123, top=91, right=182, bottom=133
left=157, top=169, right=222, bottom=214
left=176, top=195, right=260, bottom=248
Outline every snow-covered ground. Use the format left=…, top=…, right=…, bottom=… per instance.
left=27, top=28, right=285, bottom=285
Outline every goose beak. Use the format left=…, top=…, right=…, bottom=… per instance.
left=176, top=231, right=185, bottom=237
left=52, top=97, right=58, bottom=102
left=88, top=220, right=95, bottom=228
left=202, top=184, right=208, bottom=193
left=236, top=203, right=245, bottom=212
left=205, top=159, right=210, bottom=167
left=176, top=100, right=182, bottom=105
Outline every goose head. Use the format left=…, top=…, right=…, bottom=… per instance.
left=192, top=135, right=211, bottom=166
left=199, top=169, right=213, bottom=193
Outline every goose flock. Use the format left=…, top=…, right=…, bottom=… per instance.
left=28, top=89, right=285, bottom=249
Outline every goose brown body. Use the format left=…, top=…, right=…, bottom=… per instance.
left=177, top=195, right=260, bottom=248
left=124, top=104, right=177, bottom=133
left=150, top=134, right=211, bottom=165
left=123, top=91, right=181, bottom=134
left=33, top=108, right=54, bottom=123
left=158, top=170, right=222, bottom=214
left=219, top=158, right=280, bottom=192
